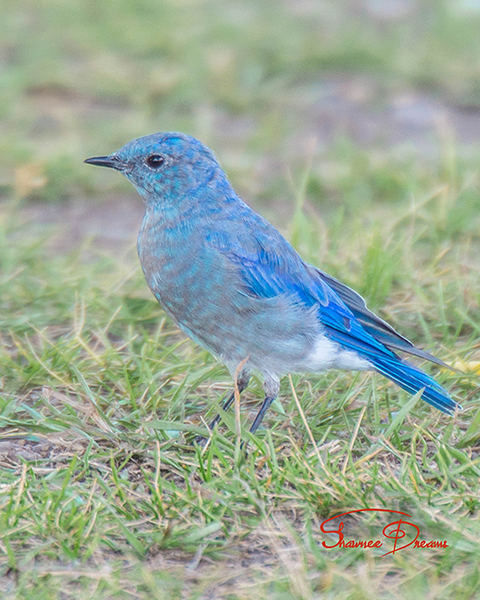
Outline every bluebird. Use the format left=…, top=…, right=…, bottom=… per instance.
left=85, top=132, right=460, bottom=435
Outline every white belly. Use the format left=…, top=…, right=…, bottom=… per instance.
left=304, top=335, right=371, bottom=373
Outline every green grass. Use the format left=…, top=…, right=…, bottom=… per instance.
left=3, top=0, right=480, bottom=202
left=1, top=176, right=480, bottom=598
left=1, top=0, right=480, bottom=598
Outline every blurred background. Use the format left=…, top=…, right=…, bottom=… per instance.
left=2, top=0, right=480, bottom=249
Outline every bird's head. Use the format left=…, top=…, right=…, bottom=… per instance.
left=85, top=132, right=224, bottom=205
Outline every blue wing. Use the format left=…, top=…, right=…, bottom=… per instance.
left=208, top=227, right=460, bottom=415
left=315, top=269, right=452, bottom=368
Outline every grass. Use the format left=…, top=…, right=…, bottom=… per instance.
left=1, top=176, right=480, bottom=598
left=1, top=0, right=480, bottom=598
left=3, top=0, right=480, bottom=203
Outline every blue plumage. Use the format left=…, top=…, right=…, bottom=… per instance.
left=85, top=132, right=460, bottom=435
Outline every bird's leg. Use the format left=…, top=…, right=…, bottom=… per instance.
left=208, top=371, right=250, bottom=430
left=249, top=395, right=276, bottom=433
left=249, top=377, right=280, bottom=434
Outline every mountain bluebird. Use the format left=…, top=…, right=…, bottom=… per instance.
left=85, top=132, right=460, bottom=435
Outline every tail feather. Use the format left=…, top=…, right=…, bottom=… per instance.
left=372, top=357, right=461, bottom=415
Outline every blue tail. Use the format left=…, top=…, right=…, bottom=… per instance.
left=372, top=356, right=461, bottom=415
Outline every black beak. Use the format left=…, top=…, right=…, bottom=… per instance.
left=84, top=155, right=120, bottom=169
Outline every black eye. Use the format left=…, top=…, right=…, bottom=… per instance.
left=146, top=154, right=165, bottom=169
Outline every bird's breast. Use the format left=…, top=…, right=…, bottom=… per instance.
left=136, top=210, right=326, bottom=374
left=138, top=213, right=229, bottom=319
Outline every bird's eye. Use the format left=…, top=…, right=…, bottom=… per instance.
left=146, top=154, right=165, bottom=169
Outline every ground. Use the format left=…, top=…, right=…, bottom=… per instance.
left=1, top=1, right=480, bottom=598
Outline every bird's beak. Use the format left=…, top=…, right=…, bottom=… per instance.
left=84, top=155, right=120, bottom=169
